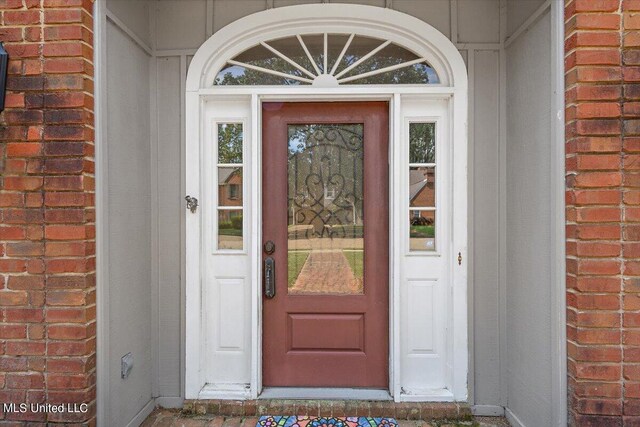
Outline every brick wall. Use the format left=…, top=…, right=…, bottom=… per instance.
left=0, top=0, right=96, bottom=424
left=566, top=0, right=640, bottom=425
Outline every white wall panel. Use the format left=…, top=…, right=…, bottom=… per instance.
left=156, top=0, right=208, bottom=50
left=107, top=0, right=152, bottom=46
left=155, top=56, right=183, bottom=397
left=106, top=20, right=153, bottom=426
left=507, top=0, right=546, bottom=37
left=457, top=0, right=500, bottom=43
left=213, top=0, right=267, bottom=33
left=393, top=0, right=451, bottom=39
left=506, top=10, right=553, bottom=426
left=472, top=50, right=501, bottom=406
left=334, top=0, right=386, bottom=6
left=274, top=0, right=322, bottom=5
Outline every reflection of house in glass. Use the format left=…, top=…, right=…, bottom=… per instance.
left=410, top=167, right=435, bottom=223
left=217, top=167, right=243, bottom=249
left=218, top=167, right=243, bottom=207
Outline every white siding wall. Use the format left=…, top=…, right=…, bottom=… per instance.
left=104, top=8, right=154, bottom=426
left=505, top=9, right=554, bottom=426
left=471, top=49, right=502, bottom=407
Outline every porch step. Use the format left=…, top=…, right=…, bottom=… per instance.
left=182, top=400, right=473, bottom=421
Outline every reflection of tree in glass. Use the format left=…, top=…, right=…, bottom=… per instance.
left=218, top=123, right=243, bottom=163
left=410, top=123, right=435, bottom=164
left=214, top=54, right=435, bottom=85
left=287, top=124, right=364, bottom=238
left=216, top=58, right=305, bottom=85
left=340, top=54, right=435, bottom=84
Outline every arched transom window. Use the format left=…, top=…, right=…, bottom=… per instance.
left=214, top=33, right=440, bottom=87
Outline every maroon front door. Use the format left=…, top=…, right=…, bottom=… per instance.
left=262, top=102, right=389, bottom=388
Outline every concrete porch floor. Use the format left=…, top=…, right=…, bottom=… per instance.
left=141, top=409, right=511, bottom=427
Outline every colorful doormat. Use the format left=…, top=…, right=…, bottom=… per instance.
left=257, top=416, right=398, bottom=427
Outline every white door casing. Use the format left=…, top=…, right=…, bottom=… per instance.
left=185, top=4, right=468, bottom=402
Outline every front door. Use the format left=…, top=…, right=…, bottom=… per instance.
left=262, top=102, right=389, bottom=388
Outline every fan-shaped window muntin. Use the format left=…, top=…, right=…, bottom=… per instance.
left=214, top=33, right=440, bottom=86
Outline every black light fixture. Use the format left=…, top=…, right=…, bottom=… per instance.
left=0, top=42, right=8, bottom=112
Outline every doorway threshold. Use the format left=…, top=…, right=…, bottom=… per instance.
left=259, top=388, right=393, bottom=401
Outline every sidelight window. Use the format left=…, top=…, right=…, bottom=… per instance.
left=216, top=123, right=244, bottom=250
left=408, top=122, right=436, bottom=252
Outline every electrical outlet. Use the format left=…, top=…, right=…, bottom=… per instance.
left=121, top=352, right=133, bottom=379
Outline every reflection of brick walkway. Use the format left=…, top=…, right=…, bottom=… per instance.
left=290, top=250, right=363, bottom=294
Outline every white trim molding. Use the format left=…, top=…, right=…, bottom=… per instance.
left=186, top=5, right=466, bottom=91
left=185, top=4, right=469, bottom=402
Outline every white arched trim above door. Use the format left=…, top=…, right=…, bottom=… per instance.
left=186, top=5, right=467, bottom=91
left=185, top=4, right=468, bottom=403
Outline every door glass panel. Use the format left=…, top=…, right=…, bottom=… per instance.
left=287, top=124, right=364, bottom=294
left=409, top=122, right=435, bottom=164
left=218, top=167, right=243, bottom=206
left=409, top=122, right=436, bottom=252
left=410, top=210, right=435, bottom=251
left=217, top=123, right=243, bottom=163
left=410, top=166, right=435, bottom=207
left=218, top=209, right=243, bottom=250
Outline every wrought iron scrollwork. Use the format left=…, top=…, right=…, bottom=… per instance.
left=287, top=124, right=364, bottom=239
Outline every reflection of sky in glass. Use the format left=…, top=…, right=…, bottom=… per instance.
left=222, top=65, right=244, bottom=77
left=422, top=65, right=439, bottom=84
left=288, top=135, right=306, bottom=154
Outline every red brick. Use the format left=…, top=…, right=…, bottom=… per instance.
left=4, top=10, right=40, bottom=25
left=46, top=307, right=92, bottom=323
left=575, top=0, right=621, bottom=12
left=575, top=49, right=621, bottom=66
left=3, top=176, right=43, bottom=191
left=0, top=325, right=27, bottom=339
left=48, top=324, right=91, bottom=340
left=575, top=397, right=623, bottom=415
left=575, top=172, right=623, bottom=187
left=577, top=119, right=622, bottom=136
left=6, top=142, right=42, bottom=157
left=571, top=14, right=621, bottom=30
left=574, top=363, right=622, bottom=381
left=44, top=225, right=87, bottom=240
left=577, top=207, right=621, bottom=222
left=5, top=341, right=45, bottom=356
left=576, top=103, right=622, bottom=119
left=625, top=0, right=640, bottom=11
left=577, top=66, right=622, bottom=83
left=575, top=190, right=621, bottom=205
left=44, top=8, right=83, bottom=24
left=47, top=340, right=94, bottom=356
left=7, top=276, right=44, bottom=290
left=44, top=57, right=90, bottom=74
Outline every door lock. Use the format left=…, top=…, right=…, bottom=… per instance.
left=264, top=240, right=275, bottom=255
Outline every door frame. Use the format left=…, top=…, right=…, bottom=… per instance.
left=184, top=4, right=468, bottom=402
left=186, top=89, right=466, bottom=402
